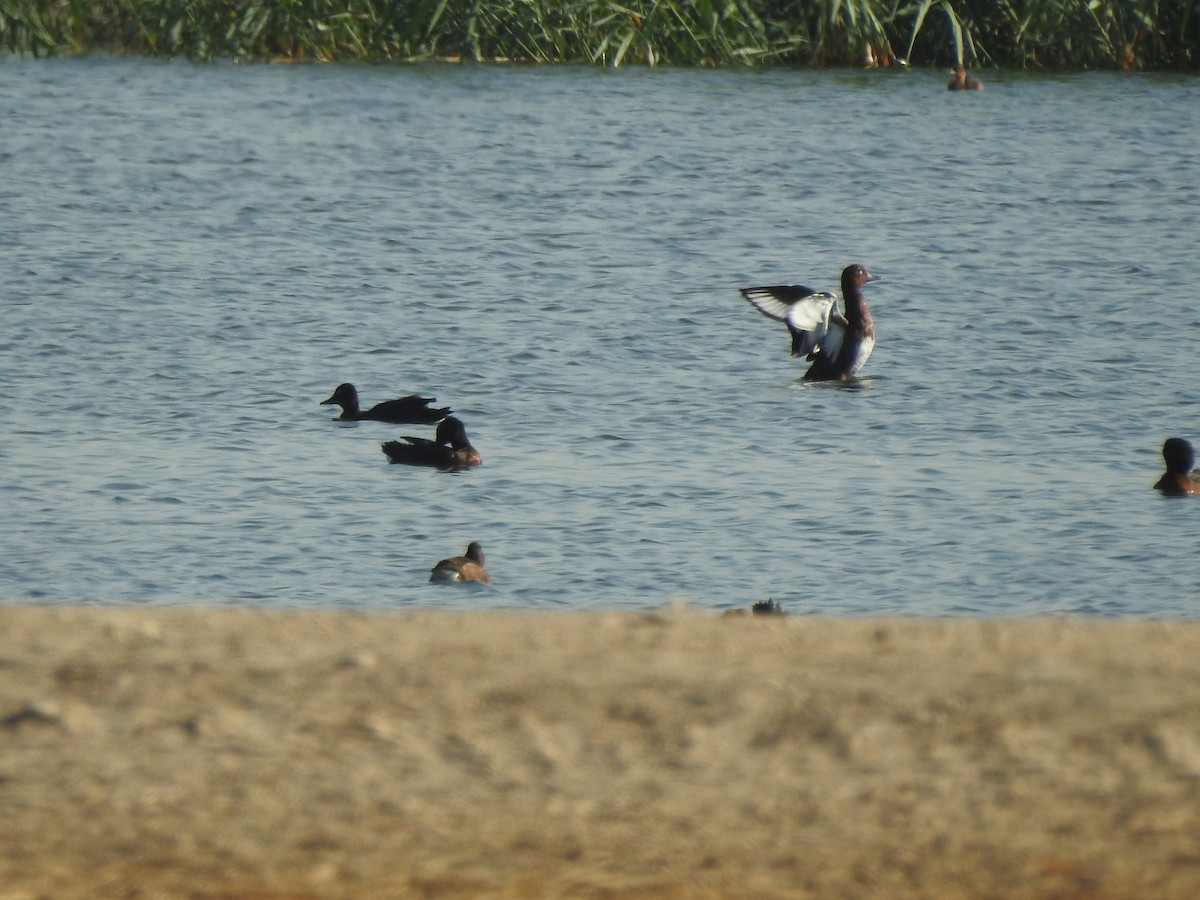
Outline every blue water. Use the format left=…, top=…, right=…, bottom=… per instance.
left=2, top=57, right=1199, bottom=615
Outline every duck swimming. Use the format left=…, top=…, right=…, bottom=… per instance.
left=1154, top=438, right=1200, bottom=496
left=322, top=383, right=450, bottom=424
left=740, top=263, right=879, bottom=381
left=948, top=66, right=984, bottom=91
left=382, top=416, right=482, bottom=469
left=430, top=542, right=491, bottom=584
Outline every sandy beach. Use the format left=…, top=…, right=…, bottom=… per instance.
left=3, top=605, right=1200, bottom=898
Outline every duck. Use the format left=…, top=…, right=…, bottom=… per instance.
left=1154, top=438, right=1200, bottom=496
left=740, top=263, right=879, bottom=381
left=322, top=383, right=450, bottom=424
left=948, top=65, right=984, bottom=91
left=723, top=599, right=788, bottom=618
left=430, top=542, right=491, bottom=584
left=381, top=416, right=482, bottom=469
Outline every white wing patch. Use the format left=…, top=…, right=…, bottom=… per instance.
left=740, top=286, right=847, bottom=363
left=782, top=292, right=838, bottom=332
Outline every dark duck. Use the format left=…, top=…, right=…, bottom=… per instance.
left=381, top=416, right=482, bottom=469
left=322, top=383, right=450, bottom=424
left=740, top=263, right=879, bottom=381
left=429, top=542, right=491, bottom=584
left=1154, top=438, right=1200, bottom=496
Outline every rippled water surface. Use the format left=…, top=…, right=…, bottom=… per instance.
left=3, top=58, right=1199, bottom=615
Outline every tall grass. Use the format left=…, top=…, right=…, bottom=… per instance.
left=1, top=0, right=1197, bottom=68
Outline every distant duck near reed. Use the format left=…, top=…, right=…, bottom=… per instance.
left=381, top=416, right=482, bottom=469
left=1154, top=438, right=1200, bottom=496
left=740, top=263, right=879, bottom=381
left=948, top=66, right=984, bottom=91
left=430, top=542, right=491, bottom=584
left=322, top=383, right=450, bottom=424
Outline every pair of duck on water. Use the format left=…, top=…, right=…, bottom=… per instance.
left=740, top=264, right=1200, bottom=495
left=741, top=264, right=1200, bottom=496
left=321, top=382, right=482, bottom=469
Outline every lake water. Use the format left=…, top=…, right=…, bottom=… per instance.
left=2, top=57, right=1198, bottom=616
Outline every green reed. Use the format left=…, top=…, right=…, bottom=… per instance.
left=1, top=0, right=1197, bottom=68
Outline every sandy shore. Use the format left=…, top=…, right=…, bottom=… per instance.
left=3, top=606, right=1200, bottom=898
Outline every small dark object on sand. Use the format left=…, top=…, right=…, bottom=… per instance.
left=751, top=600, right=787, bottom=616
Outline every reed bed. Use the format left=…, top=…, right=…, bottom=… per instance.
left=1, top=0, right=1197, bottom=68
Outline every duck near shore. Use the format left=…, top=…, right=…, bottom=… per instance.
left=948, top=65, right=984, bottom=91
left=430, top=542, right=491, bottom=584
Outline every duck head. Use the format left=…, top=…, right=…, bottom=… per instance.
left=1163, top=438, right=1195, bottom=474
left=841, top=264, right=878, bottom=294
